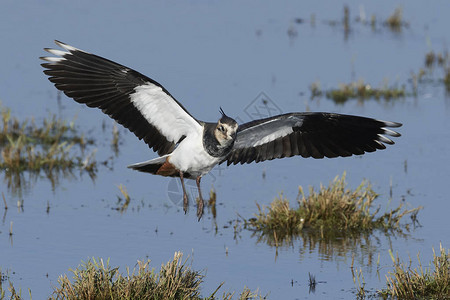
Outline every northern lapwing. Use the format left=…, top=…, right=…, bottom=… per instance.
left=41, top=41, right=402, bottom=220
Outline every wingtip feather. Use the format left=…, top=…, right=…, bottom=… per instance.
left=381, top=120, right=402, bottom=128
left=39, top=56, right=66, bottom=62
left=377, top=134, right=395, bottom=145
left=382, top=128, right=401, bottom=137
left=44, top=48, right=69, bottom=57
left=54, top=40, right=80, bottom=52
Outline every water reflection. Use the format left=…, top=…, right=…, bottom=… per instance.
left=2, top=166, right=96, bottom=196
left=248, top=225, right=419, bottom=265
left=0, top=105, right=100, bottom=195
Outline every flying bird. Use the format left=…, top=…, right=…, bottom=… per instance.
left=41, top=41, right=402, bottom=220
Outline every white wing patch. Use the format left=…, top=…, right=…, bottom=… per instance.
left=130, top=83, right=202, bottom=143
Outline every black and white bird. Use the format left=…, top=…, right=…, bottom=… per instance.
left=41, top=40, right=402, bottom=220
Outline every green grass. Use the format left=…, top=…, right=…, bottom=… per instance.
left=0, top=105, right=97, bottom=192
left=245, top=173, right=421, bottom=247
left=379, top=245, right=449, bottom=299
left=1, top=253, right=264, bottom=300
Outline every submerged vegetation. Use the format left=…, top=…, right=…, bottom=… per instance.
left=380, top=244, right=449, bottom=299
left=1, top=252, right=264, bottom=300
left=295, top=5, right=409, bottom=35
left=310, top=80, right=406, bottom=103
left=245, top=174, right=421, bottom=247
left=0, top=104, right=97, bottom=192
left=113, top=184, right=131, bottom=213
left=311, top=48, right=450, bottom=102
left=384, top=7, right=408, bottom=32
left=420, top=50, right=450, bottom=94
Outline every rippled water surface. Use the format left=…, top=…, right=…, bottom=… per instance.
left=1, top=1, right=449, bottom=299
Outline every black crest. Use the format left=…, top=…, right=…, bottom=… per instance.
left=218, top=107, right=236, bottom=125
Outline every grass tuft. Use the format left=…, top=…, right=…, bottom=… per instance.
left=411, top=50, right=450, bottom=95
left=310, top=80, right=406, bottom=103
left=0, top=104, right=97, bottom=192
left=49, top=252, right=200, bottom=299
left=0, top=268, right=24, bottom=300
left=330, top=80, right=405, bottom=103
left=352, top=267, right=367, bottom=299
left=380, top=244, right=449, bottom=299
left=114, top=184, right=131, bottom=213
left=384, top=7, right=407, bottom=32
left=45, top=252, right=264, bottom=300
left=246, top=173, right=421, bottom=247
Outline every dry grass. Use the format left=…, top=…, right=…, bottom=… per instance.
left=424, top=50, right=450, bottom=94
left=352, top=267, right=367, bottom=299
left=0, top=284, right=25, bottom=300
left=384, top=7, right=407, bottom=32
left=51, top=252, right=201, bottom=300
left=246, top=173, right=421, bottom=247
left=328, top=80, right=405, bottom=103
left=411, top=50, right=450, bottom=95
left=0, top=269, right=29, bottom=300
left=113, top=184, right=131, bottom=213
left=49, top=252, right=263, bottom=300
left=208, top=187, right=217, bottom=219
left=445, top=69, right=450, bottom=93
left=380, top=244, right=449, bottom=299
left=310, top=80, right=406, bottom=103
left=0, top=252, right=263, bottom=300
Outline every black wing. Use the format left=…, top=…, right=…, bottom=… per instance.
left=40, top=40, right=203, bottom=155
left=225, top=112, right=401, bottom=165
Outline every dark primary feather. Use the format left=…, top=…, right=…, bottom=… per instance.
left=225, top=112, right=402, bottom=165
left=40, top=41, right=197, bottom=155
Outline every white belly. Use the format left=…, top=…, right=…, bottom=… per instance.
left=169, top=133, right=222, bottom=177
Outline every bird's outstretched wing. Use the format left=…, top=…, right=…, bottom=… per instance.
left=225, top=112, right=402, bottom=165
left=41, top=40, right=202, bottom=155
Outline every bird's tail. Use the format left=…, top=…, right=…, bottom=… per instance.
left=128, top=155, right=182, bottom=178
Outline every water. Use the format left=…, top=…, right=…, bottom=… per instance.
left=1, top=1, right=449, bottom=299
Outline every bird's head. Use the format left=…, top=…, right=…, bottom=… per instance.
left=214, top=107, right=238, bottom=145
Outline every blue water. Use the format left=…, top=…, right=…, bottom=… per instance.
left=1, top=1, right=449, bottom=299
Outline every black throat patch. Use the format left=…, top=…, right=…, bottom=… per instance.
left=202, top=123, right=235, bottom=157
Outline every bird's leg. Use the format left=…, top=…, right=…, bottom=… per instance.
left=196, top=176, right=204, bottom=220
left=179, top=171, right=188, bottom=214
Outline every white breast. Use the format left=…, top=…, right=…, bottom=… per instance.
left=169, top=131, right=222, bottom=177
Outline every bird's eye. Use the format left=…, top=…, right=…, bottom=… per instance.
left=218, top=125, right=225, bottom=132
